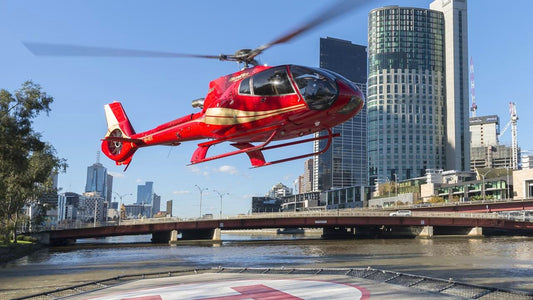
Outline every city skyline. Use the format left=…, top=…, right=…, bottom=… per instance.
left=1, top=1, right=532, bottom=217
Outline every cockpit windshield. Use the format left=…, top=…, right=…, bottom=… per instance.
left=290, top=66, right=338, bottom=110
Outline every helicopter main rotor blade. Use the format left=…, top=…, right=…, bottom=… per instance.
left=247, top=0, right=369, bottom=61
left=23, top=41, right=226, bottom=60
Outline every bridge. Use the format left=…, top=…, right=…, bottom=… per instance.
left=37, top=208, right=533, bottom=245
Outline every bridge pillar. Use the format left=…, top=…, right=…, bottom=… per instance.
left=212, top=228, right=221, bottom=241
left=169, top=230, right=179, bottom=245
left=467, top=226, right=483, bottom=237
left=418, top=226, right=434, bottom=239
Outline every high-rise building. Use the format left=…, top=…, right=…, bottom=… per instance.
left=470, top=115, right=499, bottom=147
left=137, top=181, right=153, bottom=205
left=152, top=193, right=161, bottom=215
left=80, top=192, right=106, bottom=223
left=470, top=115, right=515, bottom=170
left=430, top=0, right=470, bottom=172
left=57, top=192, right=80, bottom=223
left=367, top=0, right=464, bottom=185
left=85, top=161, right=111, bottom=202
left=302, top=159, right=313, bottom=193
left=313, top=37, right=368, bottom=191
left=106, top=173, right=113, bottom=205
left=166, top=200, right=173, bottom=217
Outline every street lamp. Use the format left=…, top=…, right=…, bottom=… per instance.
left=114, top=192, right=132, bottom=225
left=477, top=168, right=494, bottom=201
left=213, top=190, right=229, bottom=218
left=195, top=185, right=208, bottom=218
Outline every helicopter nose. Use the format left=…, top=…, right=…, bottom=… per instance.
left=335, top=80, right=364, bottom=115
left=337, top=92, right=364, bottom=114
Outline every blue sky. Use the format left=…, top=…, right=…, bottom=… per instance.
left=1, top=1, right=532, bottom=217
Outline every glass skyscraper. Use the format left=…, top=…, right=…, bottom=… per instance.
left=367, top=6, right=447, bottom=186
left=137, top=181, right=153, bottom=205
left=313, top=37, right=368, bottom=191
left=85, top=161, right=109, bottom=200
left=368, top=1, right=470, bottom=186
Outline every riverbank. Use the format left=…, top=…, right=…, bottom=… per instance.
left=0, top=242, right=44, bottom=265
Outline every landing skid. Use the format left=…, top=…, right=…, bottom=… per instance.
left=189, top=128, right=339, bottom=167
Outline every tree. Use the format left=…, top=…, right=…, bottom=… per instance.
left=0, top=81, right=67, bottom=243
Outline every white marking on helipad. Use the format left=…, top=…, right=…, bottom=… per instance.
left=88, top=279, right=369, bottom=300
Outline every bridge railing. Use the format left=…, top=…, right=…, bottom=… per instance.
left=117, top=209, right=507, bottom=226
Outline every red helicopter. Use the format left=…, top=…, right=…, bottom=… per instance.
left=24, top=1, right=366, bottom=170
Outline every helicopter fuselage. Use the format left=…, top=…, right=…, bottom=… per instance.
left=101, top=64, right=364, bottom=168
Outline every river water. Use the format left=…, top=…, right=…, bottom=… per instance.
left=1, top=231, right=533, bottom=299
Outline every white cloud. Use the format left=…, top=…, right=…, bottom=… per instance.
left=187, top=165, right=202, bottom=174
left=218, top=165, right=238, bottom=175
left=108, top=171, right=125, bottom=178
left=187, top=165, right=211, bottom=176
left=173, top=190, right=191, bottom=195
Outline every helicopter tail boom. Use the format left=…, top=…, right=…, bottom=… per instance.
left=101, top=102, right=139, bottom=170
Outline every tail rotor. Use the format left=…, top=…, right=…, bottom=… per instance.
left=101, top=102, right=140, bottom=169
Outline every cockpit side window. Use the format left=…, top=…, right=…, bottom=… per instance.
left=290, top=65, right=338, bottom=110
left=252, top=67, right=295, bottom=96
left=239, top=77, right=251, bottom=94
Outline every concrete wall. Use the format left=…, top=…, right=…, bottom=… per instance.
left=513, top=169, right=533, bottom=199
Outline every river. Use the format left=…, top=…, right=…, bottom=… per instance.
left=1, top=231, right=533, bottom=299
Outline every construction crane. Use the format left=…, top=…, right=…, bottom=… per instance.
left=510, top=102, right=518, bottom=169
left=469, top=57, right=478, bottom=117
left=498, top=102, right=519, bottom=169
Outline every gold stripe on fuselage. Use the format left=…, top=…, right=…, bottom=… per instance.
left=204, top=104, right=306, bottom=126
left=139, top=104, right=306, bottom=142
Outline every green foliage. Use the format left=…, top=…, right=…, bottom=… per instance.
left=0, top=81, right=67, bottom=243
left=428, top=195, right=445, bottom=204
left=16, top=235, right=37, bottom=242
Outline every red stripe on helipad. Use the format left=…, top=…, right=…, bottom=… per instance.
left=201, top=284, right=303, bottom=299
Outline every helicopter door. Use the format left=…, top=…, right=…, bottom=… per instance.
left=238, top=66, right=295, bottom=96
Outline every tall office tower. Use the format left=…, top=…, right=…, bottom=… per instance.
left=430, top=0, right=470, bottom=172
left=368, top=6, right=446, bottom=186
left=85, top=160, right=109, bottom=201
left=152, top=193, right=161, bottom=215
left=166, top=200, right=173, bottom=217
left=313, top=37, right=368, bottom=192
left=106, top=174, right=113, bottom=205
left=137, top=181, right=153, bottom=204
left=302, top=159, right=313, bottom=193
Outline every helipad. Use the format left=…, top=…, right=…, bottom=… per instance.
left=18, top=267, right=532, bottom=300
left=66, top=271, right=457, bottom=300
